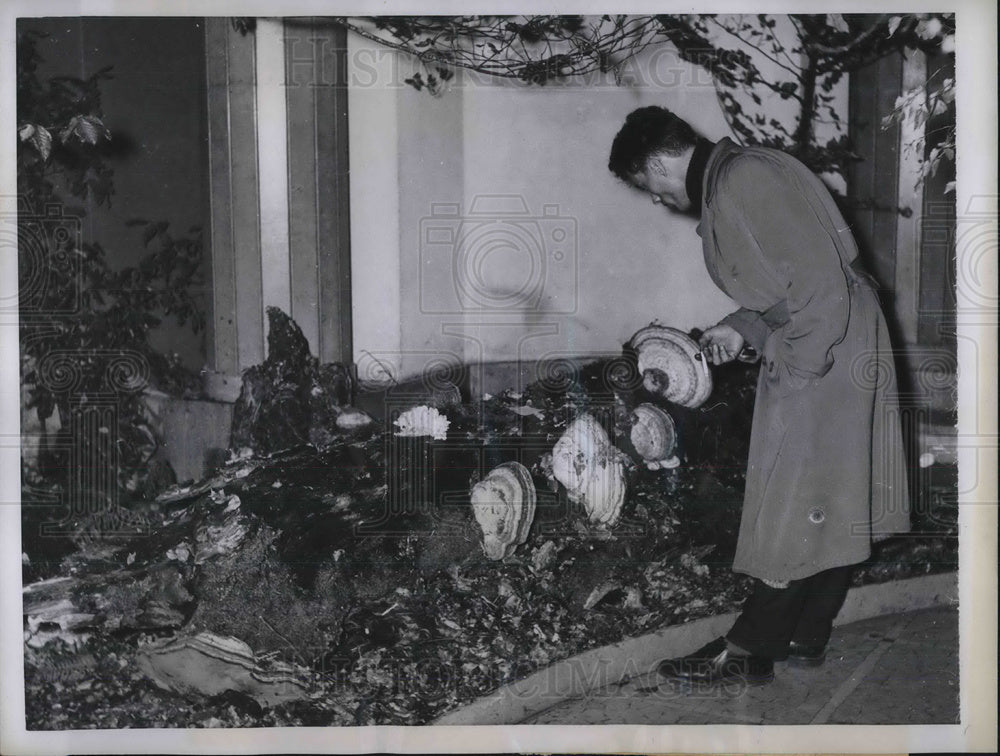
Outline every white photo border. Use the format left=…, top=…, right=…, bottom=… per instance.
left=0, top=0, right=995, bottom=753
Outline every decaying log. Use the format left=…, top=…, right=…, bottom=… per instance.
left=230, top=307, right=356, bottom=454
left=23, top=563, right=195, bottom=644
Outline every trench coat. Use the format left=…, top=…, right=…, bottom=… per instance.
left=696, top=138, right=911, bottom=582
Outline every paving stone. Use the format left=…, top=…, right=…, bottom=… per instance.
left=828, top=608, right=959, bottom=724
left=520, top=606, right=958, bottom=725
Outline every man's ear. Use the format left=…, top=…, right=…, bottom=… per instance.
left=648, top=154, right=667, bottom=176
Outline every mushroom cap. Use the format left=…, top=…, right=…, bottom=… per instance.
left=471, top=461, right=537, bottom=560
left=551, top=413, right=627, bottom=529
left=629, top=325, right=712, bottom=408
left=630, top=403, right=677, bottom=463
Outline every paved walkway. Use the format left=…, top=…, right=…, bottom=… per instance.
left=522, top=606, right=959, bottom=725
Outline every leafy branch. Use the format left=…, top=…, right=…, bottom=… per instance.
left=307, top=13, right=955, bottom=186
left=17, top=28, right=205, bottom=496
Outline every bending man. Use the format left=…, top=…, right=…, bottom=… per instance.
left=608, top=106, right=911, bottom=684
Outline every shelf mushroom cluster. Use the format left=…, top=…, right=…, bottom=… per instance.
left=471, top=323, right=709, bottom=560
left=471, top=406, right=680, bottom=559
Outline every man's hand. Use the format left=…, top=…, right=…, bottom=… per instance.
left=699, top=324, right=744, bottom=365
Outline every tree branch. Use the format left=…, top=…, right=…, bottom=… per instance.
left=800, top=13, right=891, bottom=57
left=708, top=15, right=802, bottom=78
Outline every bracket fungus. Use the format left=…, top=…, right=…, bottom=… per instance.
left=630, top=403, right=680, bottom=470
left=551, top=413, right=628, bottom=528
left=471, top=461, right=537, bottom=560
left=629, top=324, right=713, bottom=409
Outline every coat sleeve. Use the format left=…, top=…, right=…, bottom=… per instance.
left=720, top=308, right=770, bottom=354
left=721, top=300, right=793, bottom=354
left=716, top=153, right=851, bottom=390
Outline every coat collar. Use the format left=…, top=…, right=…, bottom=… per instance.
left=701, top=136, right=741, bottom=210
left=684, top=137, right=715, bottom=212
left=695, top=137, right=740, bottom=238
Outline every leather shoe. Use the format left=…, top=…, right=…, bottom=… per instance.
left=657, top=637, right=774, bottom=685
left=787, top=640, right=826, bottom=667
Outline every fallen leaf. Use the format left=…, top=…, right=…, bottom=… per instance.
left=583, top=580, right=622, bottom=610
left=511, top=405, right=544, bottom=418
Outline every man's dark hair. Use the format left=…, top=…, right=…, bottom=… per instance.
left=608, top=106, right=698, bottom=181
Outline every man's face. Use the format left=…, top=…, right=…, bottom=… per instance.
left=628, top=154, right=691, bottom=213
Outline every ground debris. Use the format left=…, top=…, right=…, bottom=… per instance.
left=22, top=349, right=957, bottom=728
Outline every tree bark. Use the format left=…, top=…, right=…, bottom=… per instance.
left=793, top=55, right=818, bottom=153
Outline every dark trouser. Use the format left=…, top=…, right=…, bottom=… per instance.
left=726, top=565, right=854, bottom=660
